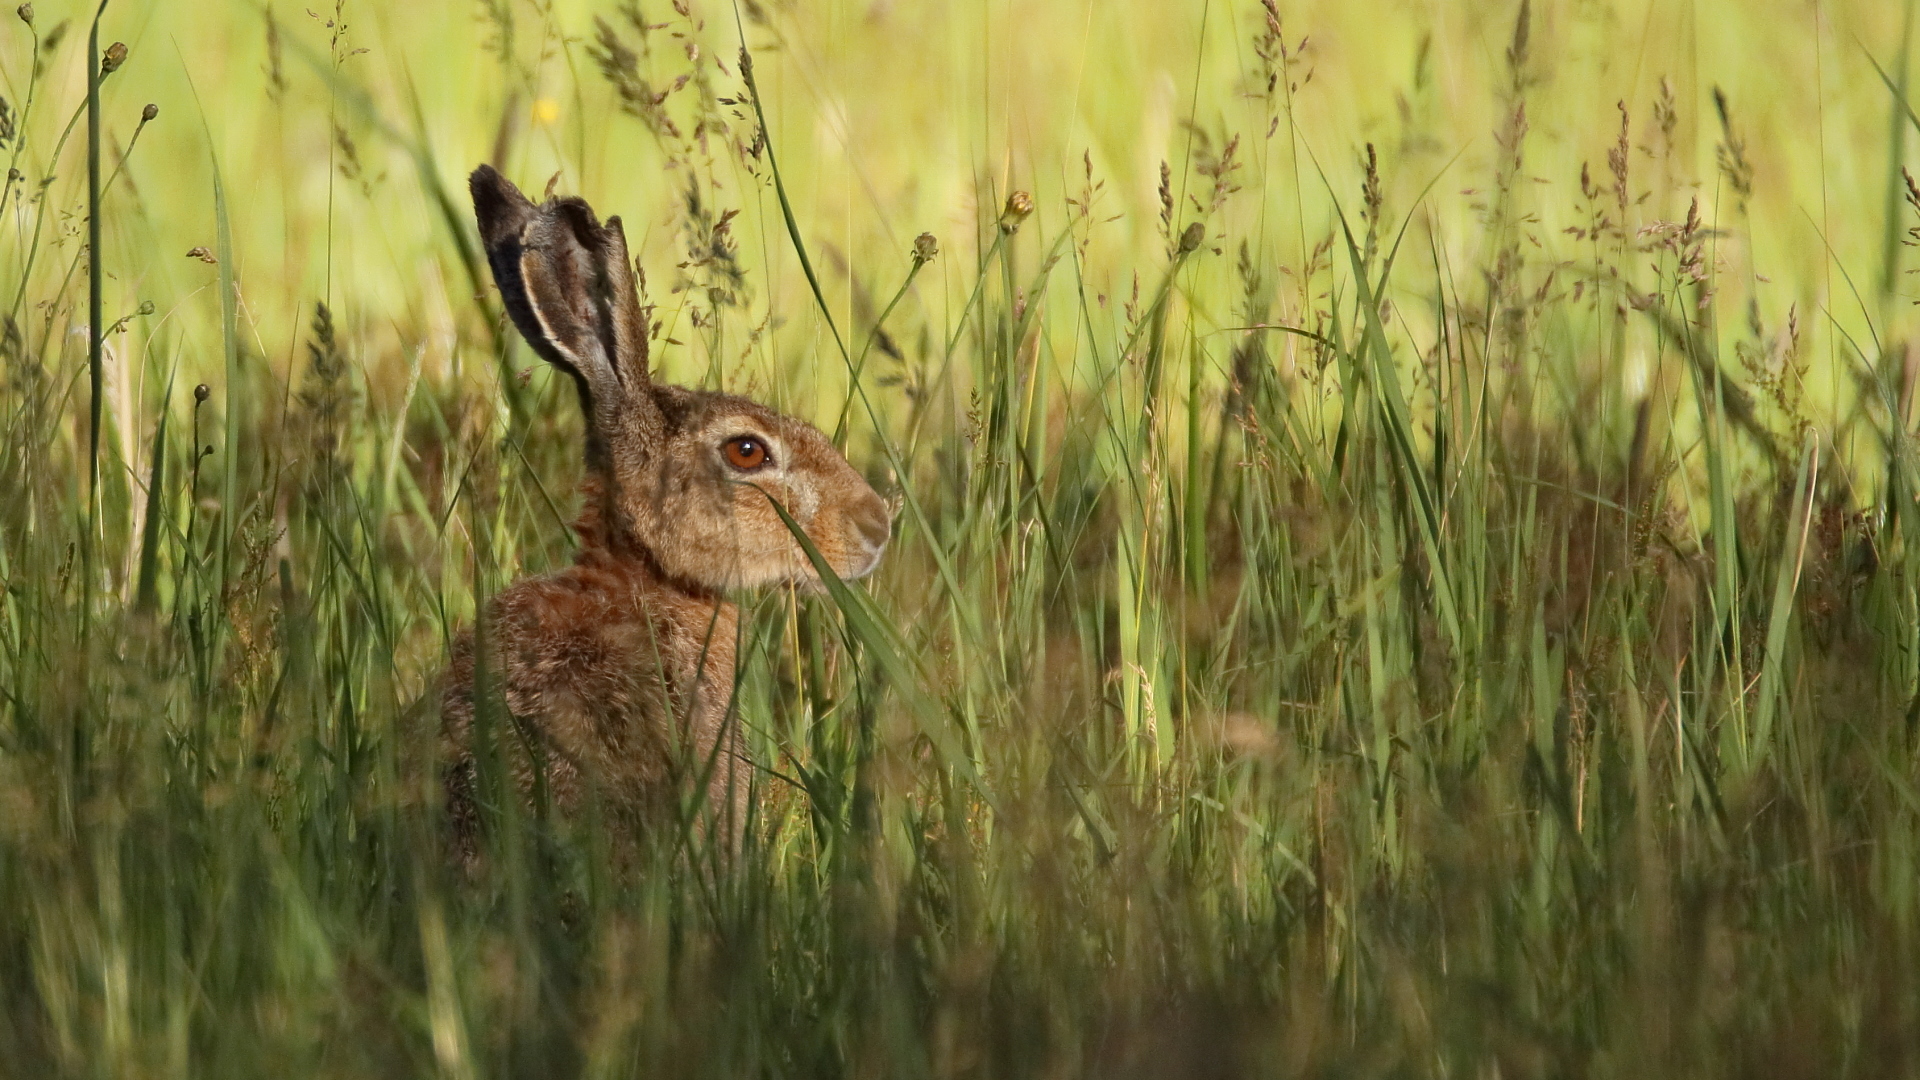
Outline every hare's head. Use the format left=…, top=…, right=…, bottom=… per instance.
left=470, top=166, right=891, bottom=590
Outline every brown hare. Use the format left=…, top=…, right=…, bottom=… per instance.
left=440, top=165, right=891, bottom=863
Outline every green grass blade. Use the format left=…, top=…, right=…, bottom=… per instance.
left=83, top=1, right=109, bottom=620
left=133, top=371, right=173, bottom=614
left=1750, top=432, right=1817, bottom=777
left=1336, top=210, right=1461, bottom=647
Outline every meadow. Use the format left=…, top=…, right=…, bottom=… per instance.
left=4, top=0, right=1920, bottom=1074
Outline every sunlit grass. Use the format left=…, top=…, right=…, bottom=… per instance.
left=4, top=0, right=1920, bottom=1075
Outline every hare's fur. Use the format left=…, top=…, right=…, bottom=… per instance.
left=441, top=167, right=890, bottom=861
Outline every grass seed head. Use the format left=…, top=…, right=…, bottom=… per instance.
left=1001, top=190, right=1034, bottom=233
left=101, top=41, right=127, bottom=76
left=1506, top=0, right=1531, bottom=81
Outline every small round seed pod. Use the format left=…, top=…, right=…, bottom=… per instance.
left=1000, top=191, right=1034, bottom=234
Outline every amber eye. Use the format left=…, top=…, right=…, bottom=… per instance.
left=723, top=435, right=770, bottom=471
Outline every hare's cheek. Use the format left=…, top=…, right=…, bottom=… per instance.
left=764, top=480, right=817, bottom=531
left=793, top=480, right=823, bottom=521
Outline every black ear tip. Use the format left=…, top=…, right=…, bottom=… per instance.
left=551, top=196, right=602, bottom=229
left=469, top=165, right=533, bottom=243
left=550, top=197, right=613, bottom=250
left=468, top=164, right=508, bottom=202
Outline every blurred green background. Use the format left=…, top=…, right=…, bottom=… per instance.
left=38, top=0, right=1915, bottom=407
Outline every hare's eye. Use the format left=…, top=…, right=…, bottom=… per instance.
left=723, top=436, right=770, bottom=471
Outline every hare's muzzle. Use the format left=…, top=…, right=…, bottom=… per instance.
left=847, top=491, right=892, bottom=577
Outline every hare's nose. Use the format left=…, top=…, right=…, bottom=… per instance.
left=853, top=493, right=891, bottom=549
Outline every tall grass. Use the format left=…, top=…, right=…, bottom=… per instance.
left=3, top=0, right=1920, bottom=1075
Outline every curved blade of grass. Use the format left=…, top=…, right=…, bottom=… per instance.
left=730, top=29, right=976, bottom=644
left=754, top=483, right=988, bottom=800
left=731, top=49, right=850, bottom=368
left=1868, top=37, right=1920, bottom=140
left=834, top=256, right=926, bottom=444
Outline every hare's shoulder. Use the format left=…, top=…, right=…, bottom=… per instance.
left=489, top=560, right=734, bottom=679
left=439, top=559, right=737, bottom=741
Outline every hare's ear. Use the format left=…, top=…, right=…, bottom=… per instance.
left=469, top=166, right=653, bottom=440
left=591, top=213, right=652, bottom=392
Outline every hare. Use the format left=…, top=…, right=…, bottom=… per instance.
left=440, top=165, right=892, bottom=863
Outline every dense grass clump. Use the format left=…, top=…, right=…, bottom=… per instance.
left=5, top=0, right=1920, bottom=1075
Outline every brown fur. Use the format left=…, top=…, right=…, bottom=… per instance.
left=441, top=167, right=890, bottom=863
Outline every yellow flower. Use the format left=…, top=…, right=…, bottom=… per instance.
left=530, top=98, right=561, bottom=126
